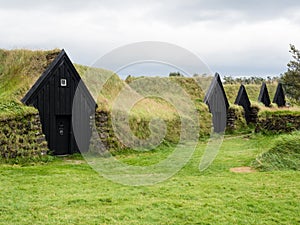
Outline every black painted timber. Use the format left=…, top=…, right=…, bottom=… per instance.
left=273, top=83, right=286, bottom=107
left=204, top=73, right=229, bottom=133
left=258, top=82, right=271, bottom=107
left=22, top=50, right=96, bottom=155
left=234, top=84, right=251, bottom=123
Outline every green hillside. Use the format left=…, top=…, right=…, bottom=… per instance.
left=0, top=50, right=212, bottom=138
left=0, top=49, right=284, bottom=113
left=0, top=49, right=126, bottom=118
left=0, top=49, right=61, bottom=119
left=0, top=49, right=61, bottom=99
left=73, top=64, right=125, bottom=111
left=0, top=48, right=296, bottom=138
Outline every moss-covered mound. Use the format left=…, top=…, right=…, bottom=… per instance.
left=0, top=113, right=52, bottom=164
left=252, top=132, right=300, bottom=171
left=0, top=49, right=214, bottom=158
left=0, top=49, right=60, bottom=119
left=0, top=49, right=125, bottom=118
left=4, top=48, right=300, bottom=158
left=0, top=49, right=60, bottom=99
left=124, top=76, right=212, bottom=137
left=255, top=106, right=300, bottom=133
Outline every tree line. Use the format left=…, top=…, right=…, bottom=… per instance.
left=223, top=76, right=280, bottom=85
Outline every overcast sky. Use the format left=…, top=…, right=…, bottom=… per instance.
left=1, top=0, right=300, bottom=77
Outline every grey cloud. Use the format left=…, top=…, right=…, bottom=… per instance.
left=2, top=0, right=300, bottom=24
left=144, top=0, right=300, bottom=25
left=0, top=0, right=151, bottom=11
left=0, top=0, right=299, bottom=77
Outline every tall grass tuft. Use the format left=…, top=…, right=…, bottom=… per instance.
left=252, top=131, right=300, bottom=171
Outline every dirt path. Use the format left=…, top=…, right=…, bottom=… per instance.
left=230, top=166, right=256, bottom=173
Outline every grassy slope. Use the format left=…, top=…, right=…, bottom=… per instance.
left=252, top=131, right=300, bottom=171
left=0, top=49, right=299, bottom=224
left=125, top=76, right=209, bottom=120
left=0, top=134, right=299, bottom=224
left=0, top=49, right=60, bottom=119
left=125, top=76, right=212, bottom=137
left=0, top=49, right=211, bottom=143
left=0, top=49, right=60, bottom=99
left=0, top=49, right=184, bottom=119
left=74, top=64, right=125, bottom=111
left=0, top=50, right=124, bottom=119
left=1, top=49, right=299, bottom=140
left=0, top=48, right=292, bottom=119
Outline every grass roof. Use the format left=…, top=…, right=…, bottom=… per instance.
left=0, top=48, right=297, bottom=126
left=0, top=49, right=61, bottom=119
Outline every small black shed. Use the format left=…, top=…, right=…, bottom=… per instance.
left=258, top=82, right=271, bottom=107
left=273, top=83, right=286, bottom=107
left=204, top=73, right=229, bottom=133
left=234, top=84, right=251, bottom=123
left=22, top=50, right=96, bottom=155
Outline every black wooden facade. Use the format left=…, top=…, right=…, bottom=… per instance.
left=258, top=82, right=271, bottom=107
left=234, top=84, right=251, bottom=123
left=22, top=50, right=96, bottom=155
left=204, top=73, right=229, bottom=133
left=273, top=83, right=286, bottom=107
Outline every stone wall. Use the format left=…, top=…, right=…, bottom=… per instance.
left=92, top=111, right=124, bottom=152
left=226, top=105, right=300, bottom=134
left=0, top=113, right=48, bottom=160
left=91, top=110, right=190, bottom=152
left=226, top=105, right=248, bottom=132
left=255, top=114, right=300, bottom=133
left=227, top=106, right=259, bottom=130
left=248, top=106, right=259, bottom=124
left=3, top=107, right=298, bottom=160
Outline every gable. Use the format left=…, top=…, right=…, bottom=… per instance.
left=22, top=50, right=96, bottom=109
left=204, top=73, right=229, bottom=133
left=204, top=73, right=229, bottom=112
left=273, top=83, right=286, bottom=107
left=258, top=83, right=271, bottom=107
left=235, top=85, right=251, bottom=110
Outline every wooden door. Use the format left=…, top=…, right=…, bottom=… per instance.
left=55, top=115, right=71, bottom=155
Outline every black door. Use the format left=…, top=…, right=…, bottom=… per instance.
left=55, top=115, right=71, bottom=155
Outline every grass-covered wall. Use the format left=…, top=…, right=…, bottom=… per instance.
left=0, top=112, right=49, bottom=163
left=1, top=48, right=300, bottom=160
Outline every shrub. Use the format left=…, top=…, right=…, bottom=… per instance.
left=252, top=131, right=300, bottom=171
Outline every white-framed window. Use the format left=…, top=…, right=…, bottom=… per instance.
left=60, top=78, right=67, bottom=87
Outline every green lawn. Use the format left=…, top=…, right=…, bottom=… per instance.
left=0, top=134, right=299, bottom=225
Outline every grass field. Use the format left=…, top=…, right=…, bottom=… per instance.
left=0, top=49, right=299, bottom=224
left=1, top=134, right=299, bottom=225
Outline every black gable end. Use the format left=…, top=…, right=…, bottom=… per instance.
left=204, top=73, right=229, bottom=133
left=22, top=50, right=95, bottom=108
left=235, top=84, right=251, bottom=123
left=22, top=50, right=66, bottom=105
left=273, top=83, right=286, bottom=107
left=204, top=73, right=229, bottom=110
left=21, top=49, right=96, bottom=155
left=258, top=82, right=271, bottom=107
